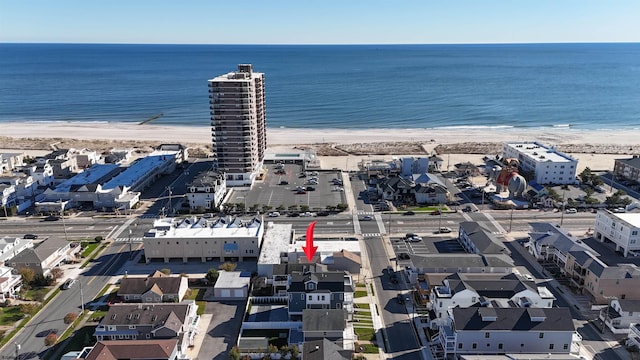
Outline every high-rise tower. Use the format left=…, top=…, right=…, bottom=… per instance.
left=208, top=64, right=266, bottom=186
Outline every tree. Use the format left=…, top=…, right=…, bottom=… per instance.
left=19, top=268, right=36, bottom=285
left=219, top=262, right=237, bottom=272
left=276, top=204, right=286, bottom=211
left=160, top=268, right=171, bottom=275
left=579, top=167, right=593, bottom=184
left=300, top=205, right=310, bottom=212
left=44, top=333, right=58, bottom=346
left=205, top=268, right=219, bottom=284
left=64, top=312, right=78, bottom=324
left=94, top=236, right=104, bottom=242
left=261, top=205, right=272, bottom=212
left=228, top=346, right=241, bottom=360
left=336, top=203, right=349, bottom=212
left=20, top=303, right=39, bottom=315
left=50, top=267, right=64, bottom=279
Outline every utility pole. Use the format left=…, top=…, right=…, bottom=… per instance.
left=508, top=207, right=514, bottom=232
left=560, top=188, right=566, bottom=226
left=166, top=186, right=173, bottom=216
left=79, top=280, right=85, bottom=313
left=15, top=344, right=20, bottom=360
left=60, top=199, right=68, bottom=241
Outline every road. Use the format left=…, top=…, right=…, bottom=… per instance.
left=0, top=217, right=126, bottom=240
left=0, top=239, right=134, bottom=360
left=364, top=236, right=422, bottom=358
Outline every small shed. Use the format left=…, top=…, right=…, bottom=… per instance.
left=213, top=271, right=251, bottom=299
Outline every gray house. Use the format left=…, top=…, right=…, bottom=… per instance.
left=6, top=237, right=79, bottom=276
left=94, top=302, right=199, bottom=352
left=458, top=221, right=510, bottom=255
left=303, top=338, right=352, bottom=360
left=287, top=271, right=354, bottom=319
left=117, top=271, right=188, bottom=303
left=302, top=309, right=346, bottom=343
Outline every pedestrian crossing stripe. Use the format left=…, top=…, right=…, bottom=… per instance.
left=362, top=233, right=381, bottom=238
left=115, top=237, right=143, bottom=242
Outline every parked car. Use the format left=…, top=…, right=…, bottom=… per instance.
left=405, top=233, right=418, bottom=239
left=430, top=210, right=442, bottom=215
left=565, top=208, right=577, bottom=214
left=317, top=211, right=330, bottom=216
left=279, top=180, right=289, bottom=185
left=301, top=212, right=314, bottom=217
left=44, top=215, right=60, bottom=221
left=613, top=207, right=626, bottom=213
left=288, top=212, right=300, bottom=217
left=23, top=234, right=38, bottom=239
left=62, top=278, right=77, bottom=290
left=403, top=211, right=415, bottom=216
left=296, top=189, right=307, bottom=194
left=267, top=212, right=280, bottom=217
left=439, top=227, right=452, bottom=233
left=406, top=236, right=422, bottom=242
left=306, top=186, right=316, bottom=191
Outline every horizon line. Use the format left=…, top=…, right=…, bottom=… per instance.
left=2, top=41, right=640, bottom=46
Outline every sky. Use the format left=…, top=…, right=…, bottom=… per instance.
left=1, top=0, right=639, bottom=44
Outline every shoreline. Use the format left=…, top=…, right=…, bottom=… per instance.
left=1, top=121, right=640, bottom=146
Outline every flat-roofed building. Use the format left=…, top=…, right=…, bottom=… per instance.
left=208, top=64, right=266, bottom=186
left=502, top=142, right=578, bottom=185
left=594, top=209, right=640, bottom=257
left=143, top=216, right=264, bottom=263
left=614, top=155, right=640, bottom=183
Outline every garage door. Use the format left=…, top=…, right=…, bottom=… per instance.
left=233, top=289, right=244, bottom=298
left=220, top=289, right=231, bottom=298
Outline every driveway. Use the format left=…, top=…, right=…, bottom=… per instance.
left=198, top=300, right=247, bottom=360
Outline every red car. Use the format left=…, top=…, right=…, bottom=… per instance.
left=430, top=210, right=441, bottom=215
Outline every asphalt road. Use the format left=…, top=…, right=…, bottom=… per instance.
left=364, top=236, right=421, bottom=356
left=0, top=241, right=134, bottom=360
left=0, top=217, right=126, bottom=240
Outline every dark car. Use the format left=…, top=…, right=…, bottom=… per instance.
left=317, top=211, right=330, bottom=216
left=396, top=294, right=405, bottom=304
left=279, top=180, right=289, bottom=185
left=23, top=234, right=38, bottom=239
left=398, top=253, right=410, bottom=260
left=403, top=211, right=415, bottom=216
left=296, top=189, right=307, bottom=194
left=430, top=210, right=441, bottom=215
left=288, top=212, right=300, bottom=217
left=305, top=186, right=316, bottom=191
left=44, top=215, right=60, bottom=221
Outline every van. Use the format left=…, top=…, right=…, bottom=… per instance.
left=62, top=278, right=76, bottom=290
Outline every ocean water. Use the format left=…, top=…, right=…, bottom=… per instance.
left=0, top=43, right=639, bottom=130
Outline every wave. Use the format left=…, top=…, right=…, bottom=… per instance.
left=433, top=125, right=515, bottom=130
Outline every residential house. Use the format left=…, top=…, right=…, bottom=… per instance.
left=0, top=237, right=34, bottom=265
left=72, top=148, right=99, bottom=169
left=287, top=271, right=354, bottom=320
left=0, top=183, right=16, bottom=213
left=594, top=209, right=640, bottom=257
left=302, top=309, right=347, bottom=343
left=0, top=174, right=38, bottom=212
left=186, top=170, right=226, bottom=211
left=0, top=152, right=24, bottom=173
left=614, top=156, right=640, bottom=183
left=377, top=176, right=414, bottom=203
left=600, top=299, right=640, bottom=334
left=79, top=340, right=180, bottom=360
left=414, top=181, right=450, bottom=205
left=94, top=301, right=199, bottom=352
left=565, top=250, right=640, bottom=304
left=16, top=162, right=54, bottom=187
left=526, top=222, right=595, bottom=269
left=428, top=154, right=444, bottom=172
left=303, top=338, right=352, bottom=360
left=458, top=222, right=510, bottom=255
left=437, top=307, right=575, bottom=357
left=429, top=273, right=555, bottom=328
left=6, top=237, right=79, bottom=276
left=328, top=249, right=361, bottom=274
left=454, top=162, right=481, bottom=177
left=409, top=253, right=514, bottom=275
left=213, top=271, right=250, bottom=299
left=0, top=265, right=22, bottom=301
left=117, top=271, right=188, bottom=303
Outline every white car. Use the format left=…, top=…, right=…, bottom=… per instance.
left=268, top=212, right=280, bottom=217
left=301, top=212, right=314, bottom=217
left=565, top=208, right=577, bottom=214
left=523, top=274, right=535, bottom=281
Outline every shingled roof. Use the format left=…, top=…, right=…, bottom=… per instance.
left=117, top=274, right=182, bottom=297
left=84, top=339, right=178, bottom=360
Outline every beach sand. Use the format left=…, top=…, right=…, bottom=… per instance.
left=1, top=121, right=638, bottom=172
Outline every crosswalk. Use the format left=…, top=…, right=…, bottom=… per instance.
left=361, top=233, right=381, bottom=238
left=138, top=214, right=159, bottom=219
left=114, top=237, right=143, bottom=243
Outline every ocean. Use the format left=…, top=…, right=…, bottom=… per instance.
left=0, top=43, right=639, bottom=130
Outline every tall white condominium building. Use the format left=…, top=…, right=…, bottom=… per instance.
left=208, top=64, right=266, bottom=186
left=502, top=142, right=578, bottom=185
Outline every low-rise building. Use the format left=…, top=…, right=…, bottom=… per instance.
left=599, top=298, right=640, bottom=334
left=594, top=209, right=640, bottom=257
left=303, top=338, right=352, bottom=360
left=186, top=170, right=226, bottom=211
left=526, top=222, right=595, bottom=270
left=0, top=265, right=22, bottom=301
left=0, top=152, right=24, bottom=173
left=502, top=142, right=577, bottom=185
left=117, top=271, right=188, bottom=303
left=143, top=216, right=264, bottom=263
left=437, top=307, right=575, bottom=357
left=0, top=237, right=34, bottom=265
left=614, top=156, right=640, bottom=183
left=94, top=302, right=198, bottom=354
left=458, top=222, right=511, bottom=255
left=76, top=339, right=180, bottom=360
left=302, top=309, right=346, bottom=343
left=213, top=271, right=251, bottom=299
left=6, top=237, right=79, bottom=276
left=288, top=271, right=354, bottom=320
left=0, top=183, right=16, bottom=212
left=409, top=253, right=514, bottom=275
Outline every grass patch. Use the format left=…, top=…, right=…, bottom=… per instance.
left=81, top=242, right=100, bottom=257
left=23, top=287, right=50, bottom=301
left=354, top=290, right=368, bottom=298
left=185, top=288, right=206, bottom=315
left=80, top=244, right=107, bottom=269
left=355, top=282, right=366, bottom=288
left=354, top=326, right=376, bottom=341
left=90, top=310, right=107, bottom=322
left=359, top=343, right=379, bottom=354
left=369, top=283, right=375, bottom=296
left=354, top=303, right=370, bottom=309
left=0, top=306, right=25, bottom=325
left=44, top=324, right=96, bottom=360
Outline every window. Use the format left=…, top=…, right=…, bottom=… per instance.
left=308, top=295, right=312, bottom=301
left=539, top=332, right=544, bottom=338
left=498, top=343, right=503, bottom=350
left=633, top=231, right=638, bottom=236
left=472, top=343, right=477, bottom=349
left=321, top=295, right=325, bottom=301
left=549, top=344, right=554, bottom=350
left=485, top=332, right=490, bottom=338
left=458, top=343, right=463, bottom=349
left=563, top=344, right=569, bottom=350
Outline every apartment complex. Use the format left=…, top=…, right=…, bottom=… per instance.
left=502, top=142, right=578, bottom=185
left=208, top=64, right=266, bottom=186
left=614, top=156, right=640, bottom=183
left=594, top=209, right=640, bottom=257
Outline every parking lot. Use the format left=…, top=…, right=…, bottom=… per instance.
left=229, top=163, right=346, bottom=213
left=391, top=234, right=466, bottom=261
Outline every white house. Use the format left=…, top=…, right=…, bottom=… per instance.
left=429, top=273, right=555, bottom=328
left=0, top=237, right=34, bottom=265
left=526, top=222, right=595, bottom=269
left=600, top=299, right=640, bottom=334
left=0, top=265, right=22, bottom=301
left=186, top=171, right=226, bottom=211
left=502, top=142, right=578, bottom=185
left=594, top=209, right=640, bottom=257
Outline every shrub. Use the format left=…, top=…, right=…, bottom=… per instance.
left=94, top=236, right=104, bottom=242
left=64, top=312, right=78, bottom=324
left=19, top=303, right=39, bottom=315
left=206, top=269, right=219, bottom=284
left=219, top=262, right=237, bottom=272
left=44, top=333, right=58, bottom=346
left=160, top=268, right=171, bottom=275
left=50, top=267, right=64, bottom=279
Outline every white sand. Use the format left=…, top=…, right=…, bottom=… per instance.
left=1, top=121, right=638, bottom=146
left=1, top=121, right=636, bottom=172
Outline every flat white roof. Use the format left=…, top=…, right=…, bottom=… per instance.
left=215, top=271, right=251, bottom=289
left=505, top=142, right=575, bottom=163
left=290, top=240, right=361, bottom=255
left=259, top=223, right=293, bottom=265
left=613, top=213, right=640, bottom=229
left=146, top=217, right=263, bottom=239
left=103, top=151, right=177, bottom=190
left=208, top=71, right=263, bottom=83
left=55, top=164, right=120, bottom=192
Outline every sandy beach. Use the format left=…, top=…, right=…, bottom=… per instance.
left=1, top=121, right=638, bottom=172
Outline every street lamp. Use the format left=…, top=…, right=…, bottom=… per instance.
left=15, top=344, right=20, bottom=360
left=79, top=280, right=85, bottom=313
left=129, top=223, right=137, bottom=260
left=60, top=199, right=68, bottom=242
left=560, top=188, right=566, bottom=227
left=166, top=186, right=173, bottom=216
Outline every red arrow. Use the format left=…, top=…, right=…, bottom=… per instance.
left=302, top=221, right=318, bottom=262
